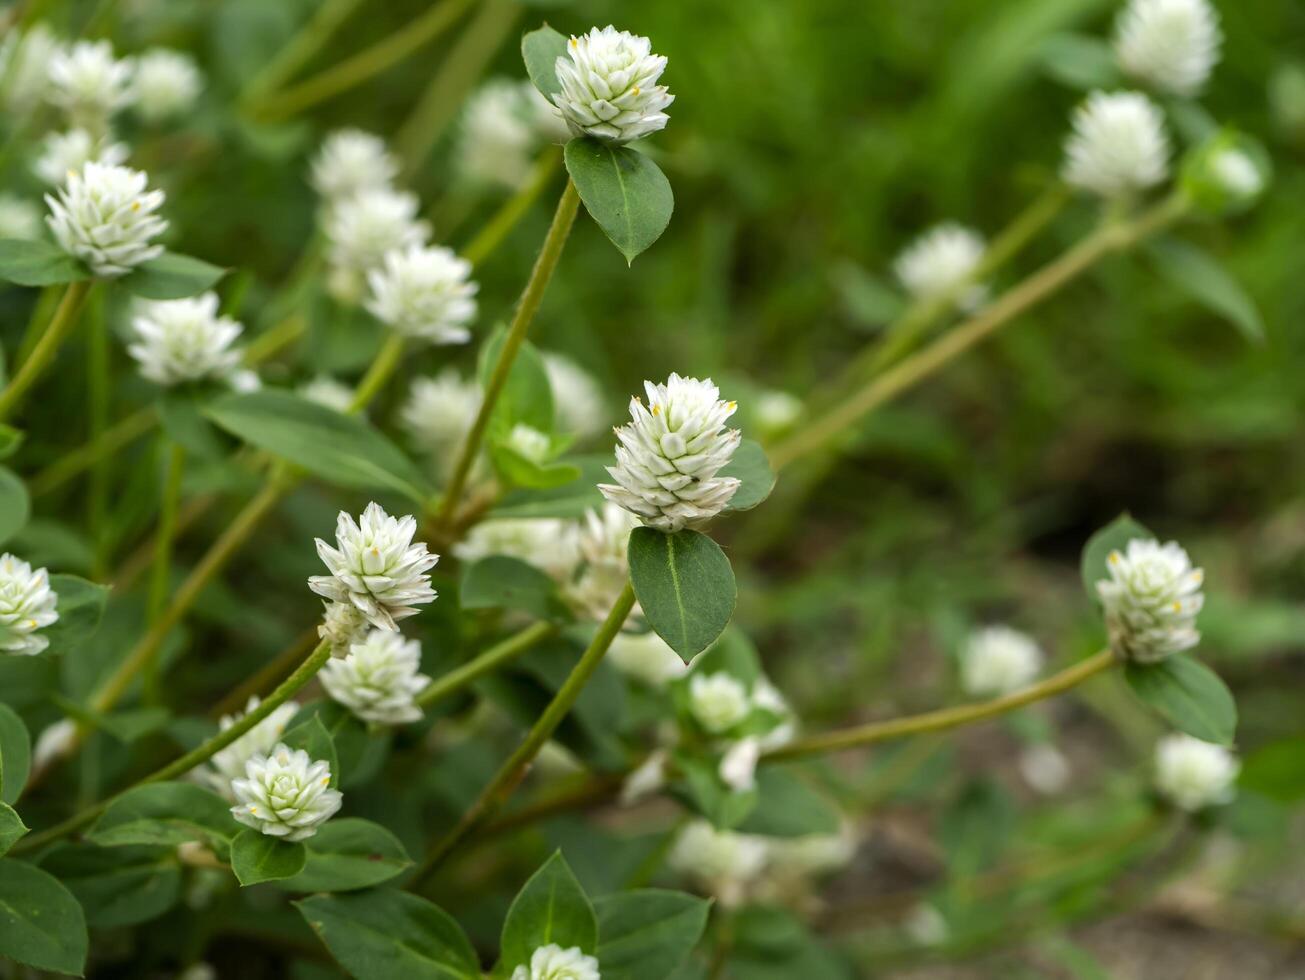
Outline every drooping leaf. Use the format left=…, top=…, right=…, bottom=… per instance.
left=41, top=575, right=110, bottom=656
left=522, top=24, right=570, bottom=99
left=500, top=851, right=598, bottom=970
left=39, top=843, right=181, bottom=928
left=1125, top=654, right=1237, bottom=746
left=564, top=137, right=674, bottom=264
left=0, top=466, right=29, bottom=546
left=1079, top=513, right=1153, bottom=600
left=89, top=781, right=238, bottom=850
left=0, top=240, right=87, bottom=286
left=0, top=703, right=32, bottom=805
left=1147, top=237, right=1265, bottom=344
left=0, top=858, right=88, bottom=975
left=628, top=527, right=737, bottom=660
left=0, top=802, right=28, bottom=855
left=119, top=251, right=227, bottom=300
left=230, top=828, right=307, bottom=886
left=460, top=555, right=569, bottom=621
left=719, top=440, right=776, bottom=512
left=594, top=890, right=712, bottom=980
left=277, top=818, right=411, bottom=892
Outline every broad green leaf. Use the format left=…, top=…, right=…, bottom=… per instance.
left=1079, top=514, right=1153, bottom=600
left=736, top=767, right=841, bottom=838
left=277, top=818, right=411, bottom=892
left=628, top=528, right=737, bottom=660
left=461, top=555, right=569, bottom=621
left=157, top=390, right=228, bottom=460
left=501, top=851, right=597, bottom=969
left=298, top=889, right=480, bottom=980
left=564, top=137, right=674, bottom=264
left=281, top=715, right=340, bottom=788
left=41, top=575, right=110, bottom=656
left=672, top=751, right=757, bottom=830
left=492, top=455, right=608, bottom=518
left=39, top=843, right=181, bottom=928
left=288, top=701, right=389, bottom=790
left=719, top=440, right=775, bottom=512
left=1125, top=654, right=1237, bottom=746
left=1239, top=737, right=1305, bottom=802
left=0, top=466, right=29, bottom=546
left=0, top=703, right=31, bottom=805
left=477, top=326, right=555, bottom=436
left=0, top=858, right=88, bottom=975
left=89, top=781, right=238, bottom=849
left=1147, top=237, right=1265, bottom=344
left=594, top=890, right=711, bottom=980
left=119, top=251, right=227, bottom=300
left=231, top=828, right=307, bottom=886
left=206, top=389, right=432, bottom=503
left=489, top=443, right=582, bottom=490
left=0, top=802, right=28, bottom=855
left=1036, top=33, right=1120, bottom=90
left=522, top=24, right=570, bottom=99
left=0, top=239, right=87, bottom=286
left=0, top=423, right=22, bottom=460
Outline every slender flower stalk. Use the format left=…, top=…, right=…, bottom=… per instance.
left=239, top=0, right=367, bottom=107
left=461, top=147, right=562, bottom=267
left=416, top=621, right=557, bottom=708
left=0, top=280, right=92, bottom=422
left=85, top=289, right=110, bottom=576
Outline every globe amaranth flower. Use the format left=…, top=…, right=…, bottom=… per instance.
left=1096, top=538, right=1203, bottom=663
left=400, top=370, right=481, bottom=457
left=453, top=518, right=579, bottom=583
left=457, top=79, right=565, bottom=190
left=509, top=945, right=600, bottom=980
left=1062, top=91, right=1170, bottom=198
left=668, top=819, right=769, bottom=907
left=128, top=292, right=244, bottom=386
left=959, top=625, right=1043, bottom=697
left=1, top=25, right=59, bottom=113
left=719, top=736, right=761, bottom=792
left=132, top=48, right=202, bottom=122
left=689, top=671, right=750, bottom=734
left=311, top=129, right=399, bottom=203
left=893, top=223, right=988, bottom=311
left=365, top=244, right=477, bottom=345
left=320, top=629, right=430, bottom=725
left=325, top=186, right=429, bottom=281
left=752, top=389, right=803, bottom=439
left=196, top=696, right=300, bottom=802
left=46, top=162, right=167, bottom=277
left=0, top=194, right=41, bottom=240
left=33, top=128, right=129, bottom=187
left=230, top=743, right=342, bottom=841
left=0, top=554, right=59, bottom=656
left=1210, top=147, right=1264, bottom=199
left=566, top=503, right=640, bottom=621
left=1115, top=0, right=1221, bottom=97
left=1154, top=733, right=1238, bottom=811
left=552, top=26, right=673, bottom=143
left=1019, top=743, right=1071, bottom=795
left=599, top=373, right=742, bottom=533
left=299, top=375, right=355, bottom=414
left=46, top=39, right=134, bottom=128
left=607, top=629, right=685, bottom=687
left=309, top=502, right=439, bottom=631
left=543, top=352, right=608, bottom=440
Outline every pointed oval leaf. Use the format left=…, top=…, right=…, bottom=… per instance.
left=0, top=240, right=88, bottom=286
left=42, top=574, right=110, bottom=656
left=0, top=703, right=32, bottom=805
left=501, top=851, right=597, bottom=969
left=89, top=781, right=238, bottom=849
left=719, top=440, right=775, bottom=512
left=39, top=843, right=181, bottom=928
left=0, top=802, right=28, bottom=856
left=276, top=818, right=411, bottom=893
left=119, top=251, right=227, bottom=300
left=1080, top=513, right=1153, bottom=600
left=1124, top=653, right=1237, bottom=746
left=628, top=528, right=736, bottom=660
left=522, top=24, right=570, bottom=99
left=0, top=858, right=88, bottom=975
left=1147, top=238, right=1265, bottom=344
left=231, top=828, right=307, bottom=886
left=564, top=138, right=673, bottom=264
left=594, top=890, right=711, bottom=980
left=0, top=466, right=29, bottom=546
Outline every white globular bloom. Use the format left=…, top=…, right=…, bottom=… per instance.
left=0, top=195, right=42, bottom=240
left=46, top=40, right=134, bottom=127
left=456, top=79, right=544, bottom=190
left=719, top=736, right=761, bottom=792
left=509, top=944, right=601, bottom=980
left=1, top=25, right=60, bottom=113
left=226, top=368, right=261, bottom=393
left=1154, top=733, right=1239, bottom=811
left=753, top=389, right=803, bottom=437
left=893, top=223, right=988, bottom=311
left=668, top=819, right=770, bottom=907
left=607, top=629, right=685, bottom=687
left=325, top=186, right=429, bottom=279
left=751, top=677, right=798, bottom=751
left=299, top=375, right=355, bottom=413
left=318, top=600, right=369, bottom=654
left=132, top=48, right=202, bottom=122
left=1115, top=0, right=1221, bottom=97
left=505, top=423, right=551, bottom=463
left=959, top=625, right=1043, bottom=697
left=1210, top=148, right=1264, bottom=199
left=128, top=293, right=243, bottom=386
left=453, top=518, right=579, bottom=583
left=46, top=162, right=167, bottom=277
left=765, top=828, right=858, bottom=882
left=599, top=374, right=742, bottom=533
left=311, top=129, right=399, bottom=203
left=230, top=743, right=342, bottom=841
left=33, top=128, right=129, bottom=187
left=400, top=370, right=481, bottom=456
left=1096, top=538, right=1204, bottom=663
left=197, top=696, right=300, bottom=802
left=1020, top=743, right=1072, bottom=795
left=552, top=26, right=674, bottom=143
left=689, top=672, right=750, bottom=734
left=1062, top=91, right=1170, bottom=198
left=544, top=353, right=608, bottom=439
left=0, top=554, right=59, bottom=656
left=365, top=244, right=478, bottom=345
left=566, top=503, right=639, bottom=622
left=320, top=629, right=430, bottom=725
left=309, top=503, right=439, bottom=631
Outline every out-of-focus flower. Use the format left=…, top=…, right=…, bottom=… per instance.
left=456, top=79, right=559, bottom=190
left=0, top=554, right=59, bottom=656
left=1096, top=538, right=1203, bottom=663
left=1019, top=743, right=1071, bottom=795
left=324, top=186, right=429, bottom=283
left=320, top=629, right=430, bottom=725
left=196, top=696, right=300, bottom=802
left=905, top=903, right=949, bottom=946
left=1063, top=91, right=1170, bottom=197
left=32, top=719, right=77, bottom=771
left=719, top=735, right=761, bottom=792
left=607, top=629, right=685, bottom=687
left=543, top=353, right=608, bottom=439
left=1115, top=0, right=1221, bottom=97
left=46, top=162, right=166, bottom=276
left=1, top=25, right=60, bottom=113
left=33, top=128, right=130, bottom=187
left=300, top=375, right=354, bottom=413
left=566, top=503, right=639, bottom=622
left=365, top=244, right=477, bottom=344
left=753, top=389, right=803, bottom=438
left=504, top=423, right=551, bottom=463
left=959, top=625, right=1043, bottom=697
left=1209, top=147, right=1264, bottom=198
left=893, top=223, right=987, bottom=311
left=553, top=26, right=673, bottom=143
left=400, top=370, right=481, bottom=457
left=226, top=369, right=261, bottom=393
left=689, top=672, right=750, bottom=734
left=128, top=293, right=243, bottom=386
left=318, top=600, right=369, bottom=654
left=1154, top=733, right=1238, bottom=811
left=311, top=129, right=399, bottom=202
left=620, top=748, right=670, bottom=805
left=508, top=945, right=600, bottom=980
left=230, top=743, right=342, bottom=841
left=47, top=39, right=134, bottom=128
left=132, top=48, right=202, bottom=122
left=454, top=518, right=579, bottom=582
left=667, top=819, right=769, bottom=907
left=0, top=194, right=42, bottom=240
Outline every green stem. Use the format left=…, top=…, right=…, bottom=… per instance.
left=146, top=441, right=186, bottom=705
left=85, top=288, right=110, bottom=576
left=0, top=279, right=92, bottom=423
left=243, top=311, right=308, bottom=365
left=348, top=333, right=405, bottom=414
left=415, top=580, right=636, bottom=881
left=239, top=0, right=366, bottom=106
left=415, top=621, right=556, bottom=708
left=30, top=408, right=158, bottom=498
left=436, top=178, right=581, bottom=525
left=461, top=147, right=562, bottom=268
left=14, top=285, right=60, bottom=369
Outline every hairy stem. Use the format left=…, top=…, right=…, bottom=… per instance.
left=0, top=279, right=92, bottom=422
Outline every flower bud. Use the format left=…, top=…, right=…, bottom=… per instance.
left=311, top=129, right=399, bottom=203
left=1154, top=733, right=1238, bottom=811
left=32, top=129, right=129, bottom=187
left=509, top=945, right=600, bottom=980
left=893, top=223, right=987, bottom=311
left=1096, top=538, right=1203, bottom=663
left=1062, top=91, right=1170, bottom=198
left=688, top=671, right=750, bottom=734
left=132, top=49, right=202, bottom=123
left=365, top=244, right=477, bottom=345
left=230, top=743, right=342, bottom=841
left=46, top=40, right=134, bottom=129
left=128, top=293, right=243, bottom=386
left=400, top=370, right=481, bottom=458
left=552, top=26, right=673, bottom=144
left=1180, top=131, right=1271, bottom=214
left=959, top=625, right=1043, bottom=697
left=46, top=162, right=167, bottom=277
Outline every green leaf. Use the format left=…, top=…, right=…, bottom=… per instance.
left=1079, top=513, right=1153, bottom=600
left=477, top=326, right=555, bottom=436
left=594, top=890, right=711, bottom=980
left=461, top=555, right=568, bottom=622
left=276, top=818, right=411, bottom=892
left=119, top=251, right=227, bottom=300
left=736, top=767, right=841, bottom=838
left=501, top=851, right=598, bottom=969
left=1036, top=33, right=1120, bottom=90
left=489, top=443, right=582, bottom=490
left=89, top=781, right=237, bottom=849
left=0, top=858, right=88, bottom=975
left=564, top=138, right=674, bottom=264
left=492, top=455, right=608, bottom=518
left=0, top=802, right=28, bottom=855
left=1239, top=737, right=1305, bottom=803
left=0, top=703, right=32, bottom=805
left=157, top=390, right=228, bottom=460
left=0, top=423, right=23, bottom=460
left=288, top=701, right=389, bottom=790
left=0, top=466, right=30, bottom=546
left=297, top=889, right=480, bottom=980
left=281, top=714, right=340, bottom=788
left=1146, top=238, right=1265, bottom=344
left=41, top=575, right=110, bottom=656
left=0, top=239, right=87, bottom=286
left=719, top=440, right=775, bottom=512
left=522, top=24, right=570, bottom=99
left=1125, top=654, right=1237, bottom=746
left=628, top=528, right=737, bottom=660
left=672, top=751, right=757, bottom=830
left=231, top=828, right=307, bottom=886
left=206, top=389, right=432, bottom=503
left=941, top=779, right=1013, bottom=878
left=39, top=843, right=181, bottom=928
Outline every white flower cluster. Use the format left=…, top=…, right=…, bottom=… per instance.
left=128, top=292, right=244, bottom=386
left=300, top=375, right=355, bottom=414
left=1096, top=538, right=1203, bottom=663
left=543, top=353, right=609, bottom=440
left=400, top=369, right=482, bottom=459
left=230, top=743, right=343, bottom=841
left=324, top=186, right=429, bottom=296
left=196, top=696, right=299, bottom=802
left=365, top=244, right=478, bottom=346
left=689, top=671, right=751, bottom=734
left=457, top=78, right=568, bottom=190
left=959, top=625, right=1043, bottom=697
left=1062, top=91, right=1170, bottom=198
left=33, top=128, right=129, bottom=187
left=454, top=518, right=579, bottom=583
left=1115, top=0, right=1221, bottom=97
left=0, top=194, right=42, bottom=240
left=607, top=629, right=685, bottom=688
left=1154, top=733, right=1238, bottom=811
left=566, top=503, right=640, bottom=622
left=509, top=945, right=600, bottom=980
left=46, top=161, right=167, bottom=276
left=320, top=629, right=431, bottom=725
left=553, top=26, right=673, bottom=144
left=599, top=374, right=742, bottom=533
left=1209, top=147, right=1264, bottom=199
left=132, top=49, right=202, bottom=123
left=0, top=25, right=59, bottom=113
left=893, top=223, right=988, bottom=311
left=0, top=554, right=60, bottom=656
left=47, top=40, right=134, bottom=130
left=311, top=129, right=399, bottom=202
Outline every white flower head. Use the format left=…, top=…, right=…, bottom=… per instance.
left=1062, top=91, right=1170, bottom=198
left=365, top=244, right=477, bottom=344
left=132, top=48, right=202, bottom=122
left=0, top=554, right=59, bottom=656
left=2, top=25, right=60, bottom=113
left=325, top=186, right=429, bottom=277
left=1115, top=0, right=1221, bottom=97
left=311, top=129, right=399, bottom=202
left=1096, top=538, right=1203, bottom=663
left=128, top=292, right=243, bottom=386
left=689, top=671, right=750, bottom=734
left=198, top=696, right=300, bottom=802
left=765, top=828, right=858, bottom=883
left=33, top=128, right=130, bottom=187
left=318, top=600, right=369, bottom=653
left=0, top=195, right=42, bottom=240
left=1209, top=147, right=1264, bottom=199
left=544, top=353, right=608, bottom=439
left=309, top=502, right=439, bottom=631
left=893, top=223, right=988, bottom=311
left=320, top=629, right=430, bottom=725
left=599, top=373, right=742, bottom=533
left=1154, top=733, right=1239, bottom=811
left=1020, top=743, right=1071, bottom=795
left=230, top=743, right=342, bottom=841
left=553, top=26, right=673, bottom=143
left=719, top=735, right=761, bottom=792
left=453, top=518, right=579, bottom=583
left=509, top=944, right=601, bottom=980
left=753, top=389, right=803, bottom=437
left=457, top=79, right=548, bottom=190
left=47, top=40, right=134, bottom=127
left=504, top=423, right=551, bottom=463
left=668, top=819, right=769, bottom=907
left=400, top=370, right=481, bottom=456
left=960, top=625, right=1043, bottom=697
left=607, top=629, right=685, bottom=687
left=299, top=375, right=354, bottom=413
left=566, top=503, right=640, bottom=622
left=46, top=162, right=167, bottom=277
